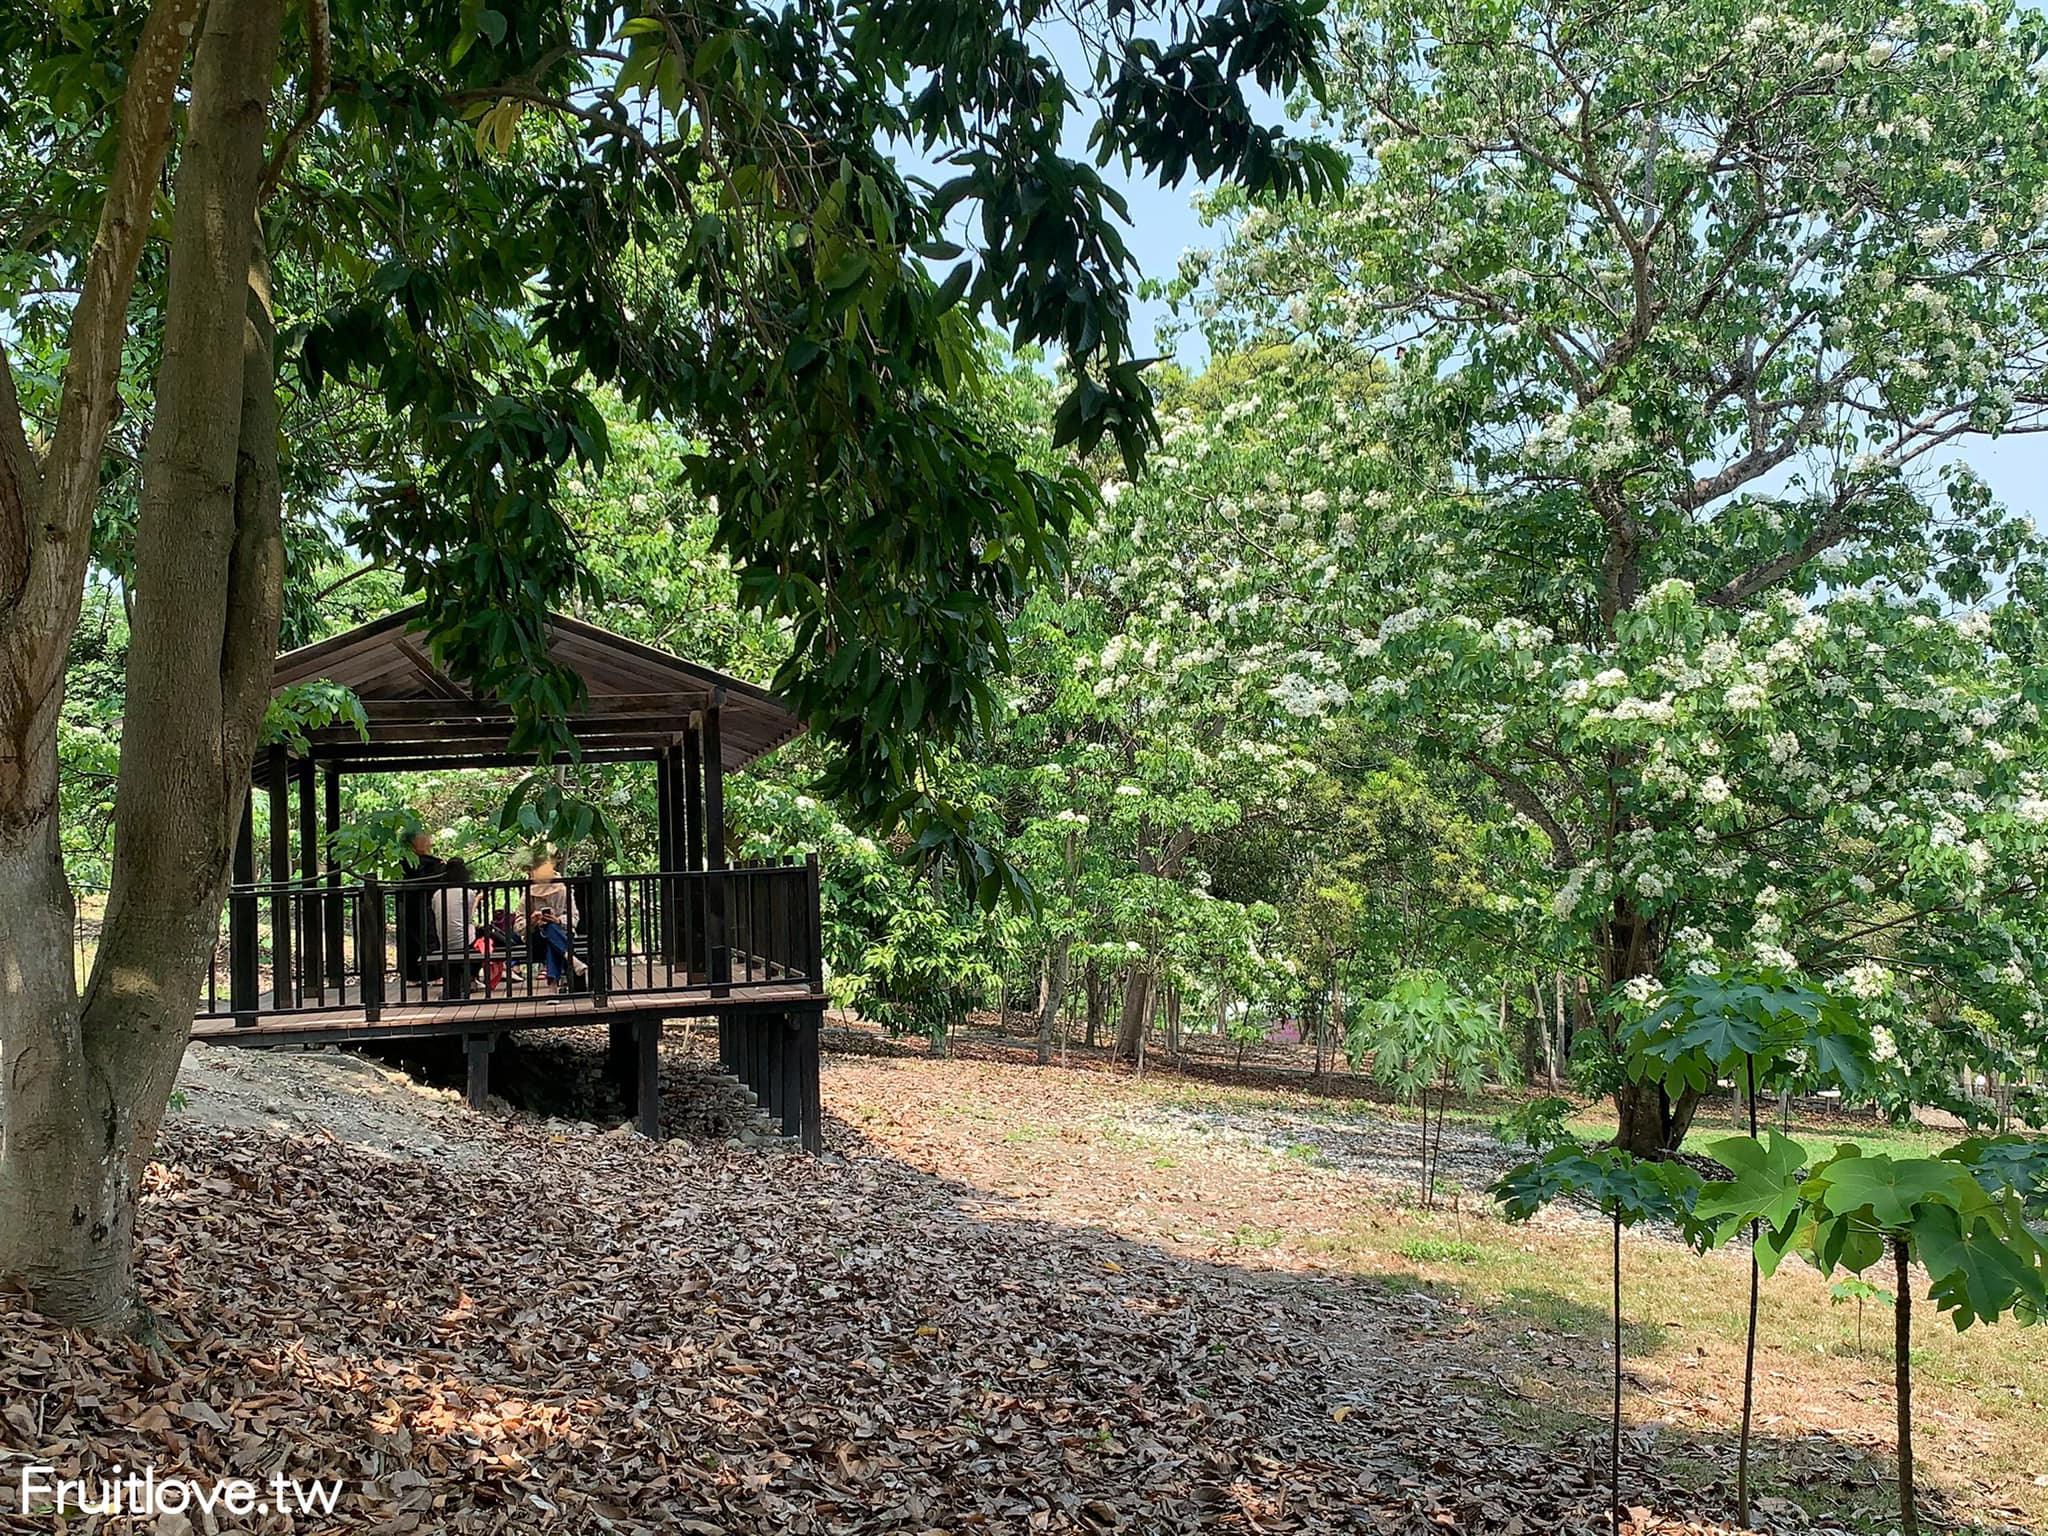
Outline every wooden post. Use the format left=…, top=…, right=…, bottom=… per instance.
left=231, top=795, right=259, bottom=1026
left=323, top=762, right=345, bottom=989
left=358, top=877, right=385, bottom=1022
left=798, top=1009, right=823, bottom=1153
left=683, top=723, right=705, bottom=871
left=297, top=754, right=323, bottom=1000
left=762, top=1014, right=784, bottom=1122
left=702, top=709, right=730, bottom=995
left=653, top=746, right=671, bottom=968
left=636, top=1017, right=663, bottom=1137
left=586, top=861, right=611, bottom=1005
left=465, top=1033, right=493, bottom=1111
left=803, top=852, right=822, bottom=991
left=266, top=744, right=293, bottom=1007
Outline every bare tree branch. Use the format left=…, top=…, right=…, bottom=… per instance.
left=30, top=0, right=203, bottom=624
left=260, top=0, right=332, bottom=198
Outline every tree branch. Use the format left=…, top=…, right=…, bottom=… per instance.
left=1701, top=498, right=1859, bottom=609
left=1457, top=748, right=1578, bottom=868
left=259, top=0, right=332, bottom=198
left=0, top=344, right=42, bottom=606
left=32, top=0, right=203, bottom=621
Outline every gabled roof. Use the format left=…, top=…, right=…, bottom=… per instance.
left=269, top=605, right=802, bottom=773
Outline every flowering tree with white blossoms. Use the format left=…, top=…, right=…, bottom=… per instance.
left=996, top=353, right=1376, bottom=1055
left=1184, top=0, right=2048, bottom=1151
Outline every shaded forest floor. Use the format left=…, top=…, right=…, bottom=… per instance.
left=0, top=1033, right=2038, bottom=1535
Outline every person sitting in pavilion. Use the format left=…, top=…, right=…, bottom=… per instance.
left=522, top=849, right=584, bottom=989
left=430, top=856, right=480, bottom=999
left=397, top=826, right=446, bottom=983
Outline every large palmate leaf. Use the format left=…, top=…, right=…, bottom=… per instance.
left=1915, top=1200, right=2047, bottom=1330
left=1817, top=1153, right=1973, bottom=1230
left=1694, top=1132, right=1810, bottom=1244
left=1492, top=1146, right=1701, bottom=1230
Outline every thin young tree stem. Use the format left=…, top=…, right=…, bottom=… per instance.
left=1611, top=1209, right=1623, bottom=1531
left=1738, top=1053, right=1761, bottom=1527
left=1894, top=1236, right=1917, bottom=1536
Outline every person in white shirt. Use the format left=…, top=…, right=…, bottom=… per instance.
left=430, top=856, right=479, bottom=998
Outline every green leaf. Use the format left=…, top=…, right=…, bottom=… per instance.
left=1820, top=1154, right=1970, bottom=1230
left=1915, top=1201, right=2046, bottom=1330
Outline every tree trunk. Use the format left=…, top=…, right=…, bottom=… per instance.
left=1554, top=969, right=1570, bottom=1066
left=1084, top=959, right=1104, bottom=1048
left=1164, top=982, right=1181, bottom=1062
left=1112, top=965, right=1155, bottom=1061
left=1613, top=1077, right=1704, bottom=1158
left=0, top=0, right=285, bottom=1329
left=1037, top=942, right=1067, bottom=1066
left=1607, top=909, right=1699, bottom=1155
left=1530, top=973, right=1558, bottom=1090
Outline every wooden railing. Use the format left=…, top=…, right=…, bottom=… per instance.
left=199, top=858, right=822, bottom=1025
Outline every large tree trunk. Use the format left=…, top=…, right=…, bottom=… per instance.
left=1112, top=965, right=1155, bottom=1061
left=1613, top=1078, right=1704, bottom=1158
left=1037, top=942, right=1067, bottom=1066
left=1603, top=901, right=1700, bottom=1156
left=0, top=0, right=285, bottom=1329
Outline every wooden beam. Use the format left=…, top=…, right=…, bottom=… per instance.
left=314, top=748, right=662, bottom=774
left=393, top=635, right=470, bottom=700
left=344, top=692, right=710, bottom=723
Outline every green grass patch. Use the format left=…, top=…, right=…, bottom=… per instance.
left=1398, top=1236, right=1484, bottom=1265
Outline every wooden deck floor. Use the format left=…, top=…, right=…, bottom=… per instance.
left=192, top=964, right=822, bottom=1047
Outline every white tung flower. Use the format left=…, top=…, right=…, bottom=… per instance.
left=1623, top=975, right=1664, bottom=1006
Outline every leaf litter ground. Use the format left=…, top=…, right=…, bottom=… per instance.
left=0, top=1030, right=2033, bottom=1535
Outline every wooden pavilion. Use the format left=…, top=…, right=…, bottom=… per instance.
left=192, top=605, right=827, bottom=1150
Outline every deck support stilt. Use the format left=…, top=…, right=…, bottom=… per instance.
left=635, top=1018, right=663, bottom=1138
left=606, top=1019, right=637, bottom=1094
left=465, top=1033, right=493, bottom=1111
left=799, top=1009, right=823, bottom=1152
left=779, top=1013, right=802, bottom=1139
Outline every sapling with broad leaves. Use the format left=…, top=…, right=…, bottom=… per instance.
left=1754, top=1141, right=2048, bottom=1536
left=1494, top=1148, right=1705, bottom=1527
left=1622, top=968, right=1873, bottom=1528
left=1359, top=972, right=1509, bottom=1208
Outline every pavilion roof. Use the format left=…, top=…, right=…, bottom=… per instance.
left=268, top=605, right=802, bottom=774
